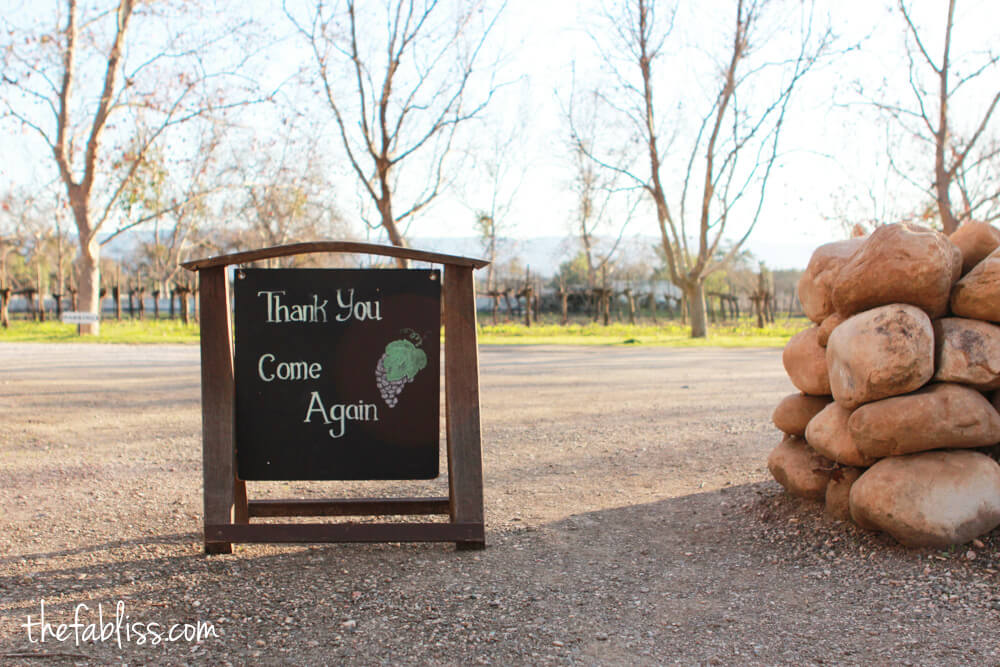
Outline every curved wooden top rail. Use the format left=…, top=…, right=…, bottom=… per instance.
left=181, top=241, right=489, bottom=271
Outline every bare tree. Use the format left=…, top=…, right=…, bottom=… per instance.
left=224, top=126, right=351, bottom=266
left=575, top=0, right=832, bottom=337
left=883, top=0, right=1000, bottom=233
left=285, top=0, right=505, bottom=266
left=467, top=110, right=526, bottom=295
left=1, top=1, right=265, bottom=333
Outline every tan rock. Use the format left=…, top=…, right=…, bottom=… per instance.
left=772, top=393, right=832, bottom=437
left=950, top=242, right=963, bottom=284
left=805, top=402, right=877, bottom=467
left=782, top=326, right=830, bottom=396
left=933, top=317, right=1000, bottom=390
left=951, top=247, right=1000, bottom=322
left=831, top=222, right=958, bottom=318
left=817, top=312, right=844, bottom=347
left=825, top=466, right=863, bottom=521
left=767, top=435, right=834, bottom=501
left=949, top=221, right=1000, bottom=275
left=849, top=383, right=1000, bottom=458
left=849, top=450, right=1000, bottom=547
left=826, top=304, right=934, bottom=409
left=797, top=239, right=864, bottom=323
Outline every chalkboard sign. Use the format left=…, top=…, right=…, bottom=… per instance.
left=233, top=268, right=440, bottom=480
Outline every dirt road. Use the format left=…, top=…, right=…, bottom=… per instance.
left=1, top=343, right=997, bottom=665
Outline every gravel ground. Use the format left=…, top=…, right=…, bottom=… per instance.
left=1, top=342, right=998, bottom=666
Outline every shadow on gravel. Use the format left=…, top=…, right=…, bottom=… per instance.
left=4, top=482, right=1000, bottom=665
left=0, top=533, right=200, bottom=566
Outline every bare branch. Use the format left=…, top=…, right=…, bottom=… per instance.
left=899, top=0, right=941, bottom=74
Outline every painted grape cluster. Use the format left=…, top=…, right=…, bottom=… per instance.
left=375, top=338, right=427, bottom=407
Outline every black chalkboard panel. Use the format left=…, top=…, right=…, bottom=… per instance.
left=233, top=268, right=441, bottom=480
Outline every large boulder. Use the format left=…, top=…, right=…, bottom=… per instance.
left=825, top=466, right=863, bottom=521
left=826, top=304, right=934, bottom=409
left=951, top=222, right=1000, bottom=273
left=933, top=317, right=1000, bottom=390
left=951, top=247, right=1000, bottom=322
left=767, top=435, right=834, bottom=501
left=849, top=450, right=1000, bottom=547
left=817, top=312, right=844, bottom=348
left=949, top=221, right=1000, bottom=275
left=805, top=402, right=877, bottom=467
left=831, top=223, right=958, bottom=318
left=848, top=383, right=1000, bottom=458
left=772, top=393, right=832, bottom=437
left=797, top=239, right=864, bottom=323
left=782, top=327, right=831, bottom=396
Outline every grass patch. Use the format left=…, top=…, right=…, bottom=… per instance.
left=477, top=318, right=809, bottom=347
left=0, top=315, right=809, bottom=347
left=0, top=319, right=200, bottom=344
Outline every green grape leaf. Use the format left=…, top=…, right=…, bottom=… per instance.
left=383, top=339, right=427, bottom=382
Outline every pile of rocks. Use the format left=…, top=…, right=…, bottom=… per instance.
left=770, top=221, right=1000, bottom=547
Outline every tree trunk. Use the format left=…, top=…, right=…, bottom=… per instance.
left=179, top=289, right=190, bottom=325
left=152, top=290, right=160, bottom=319
left=0, top=288, right=9, bottom=328
left=35, top=263, right=46, bottom=322
left=685, top=281, right=708, bottom=338
left=75, top=236, right=101, bottom=335
left=192, top=273, right=200, bottom=323
left=625, top=288, right=636, bottom=324
left=377, top=192, right=409, bottom=268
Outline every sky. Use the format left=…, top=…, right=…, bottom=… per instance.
left=2, top=0, right=998, bottom=271
left=453, top=0, right=997, bottom=269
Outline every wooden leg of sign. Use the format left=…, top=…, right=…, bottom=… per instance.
left=234, top=479, right=249, bottom=524
left=444, top=265, right=486, bottom=550
left=199, top=266, right=236, bottom=554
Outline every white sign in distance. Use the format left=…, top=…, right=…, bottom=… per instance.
left=61, top=311, right=100, bottom=325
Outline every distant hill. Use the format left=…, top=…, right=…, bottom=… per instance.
left=104, top=232, right=815, bottom=274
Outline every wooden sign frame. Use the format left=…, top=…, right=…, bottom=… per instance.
left=182, top=242, right=488, bottom=553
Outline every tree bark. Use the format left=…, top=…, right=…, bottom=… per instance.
left=0, top=288, right=8, bottom=328
left=35, top=263, right=46, bottom=322
left=75, top=236, right=101, bottom=334
left=685, top=281, right=708, bottom=338
left=179, top=289, right=190, bottom=325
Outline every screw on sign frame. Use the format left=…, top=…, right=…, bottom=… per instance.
left=181, top=242, right=487, bottom=553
